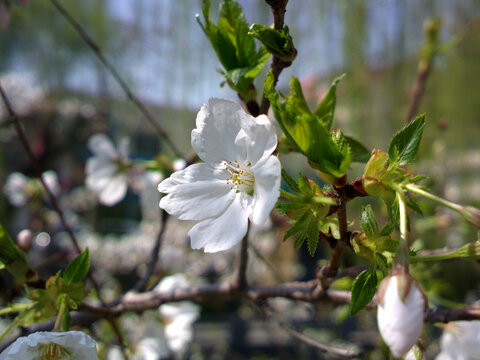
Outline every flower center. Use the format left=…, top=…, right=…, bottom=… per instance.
left=37, top=343, right=72, bottom=360
left=223, top=160, right=255, bottom=196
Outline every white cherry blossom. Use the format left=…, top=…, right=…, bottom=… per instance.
left=3, top=172, right=29, bottom=206
left=85, top=133, right=129, bottom=206
left=156, top=274, right=200, bottom=354
left=435, top=320, right=480, bottom=360
left=158, top=98, right=281, bottom=252
left=0, top=331, right=97, bottom=359
left=377, top=274, right=426, bottom=358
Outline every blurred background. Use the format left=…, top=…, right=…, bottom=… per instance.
left=1, top=0, right=479, bottom=358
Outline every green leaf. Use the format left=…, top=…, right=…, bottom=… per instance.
left=314, top=74, right=345, bottom=129
left=350, top=264, right=378, bottom=316
left=281, top=168, right=300, bottom=193
left=248, top=24, right=296, bottom=61
left=307, top=213, right=320, bottom=256
left=360, top=205, right=378, bottom=239
left=388, top=114, right=426, bottom=166
left=265, top=74, right=351, bottom=180
left=344, top=135, right=370, bottom=163
left=197, top=0, right=269, bottom=98
left=0, top=222, right=30, bottom=282
left=63, top=248, right=90, bottom=285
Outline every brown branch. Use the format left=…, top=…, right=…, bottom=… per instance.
left=425, top=307, right=480, bottom=323
left=407, top=64, right=431, bottom=123
left=318, top=188, right=348, bottom=288
left=280, top=323, right=362, bottom=358
left=234, top=233, right=250, bottom=291
left=134, top=210, right=169, bottom=291
left=48, top=0, right=185, bottom=160
left=259, top=0, right=293, bottom=115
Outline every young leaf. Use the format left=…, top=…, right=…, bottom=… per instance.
left=248, top=24, right=296, bottom=61
left=350, top=264, right=378, bottom=316
left=360, top=205, right=378, bottom=239
left=314, top=74, right=345, bottom=129
left=265, top=74, right=351, bottom=180
left=344, top=135, right=370, bottom=163
left=197, top=0, right=269, bottom=98
left=281, top=168, right=300, bottom=193
left=388, top=114, right=426, bottom=166
left=63, top=248, right=90, bottom=285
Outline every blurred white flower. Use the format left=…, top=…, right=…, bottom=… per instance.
left=377, top=273, right=427, bottom=358
left=156, top=274, right=200, bottom=354
left=0, top=73, right=44, bottom=119
left=86, top=134, right=130, bottom=206
left=132, top=337, right=169, bottom=360
left=158, top=98, right=281, bottom=252
left=42, top=170, right=61, bottom=197
left=435, top=321, right=480, bottom=360
left=3, top=172, right=28, bottom=206
left=139, top=171, right=164, bottom=221
left=172, top=158, right=187, bottom=172
left=3, top=171, right=59, bottom=207
left=0, top=331, right=97, bottom=359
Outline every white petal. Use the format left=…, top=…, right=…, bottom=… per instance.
left=88, top=133, right=117, bottom=159
left=250, top=155, right=281, bottom=225
left=158, top=163, right=235, bottom=221
left=188, top=193, right=249, bottom=252
left=117, top=137, right=130, bottom=159
left=377, top=276, right=425, bottom=357
left=98, top=174, right=128, bottom=206
left=234, top=114, right=277, bottom=166
left=191, top=98, right=248, bottom=164
left=85, top=158, right=116, bottom=192
left=155, top=274, right=189, bottom=293
left=0, top=331, right=97, bottom=360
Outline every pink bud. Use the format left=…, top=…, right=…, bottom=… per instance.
left=377, top=274, right=427, bottom=357
left=16, top=229, right=33, bottom=251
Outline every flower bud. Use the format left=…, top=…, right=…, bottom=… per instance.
left=377, top=273, right=427, bottom=357
left=16, top=229, right=33, bottom=251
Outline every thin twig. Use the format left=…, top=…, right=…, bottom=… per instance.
left=48, top=0, right=185, bottom=160
left=280, top=323, right=362, bottom=358
left=234, top=233, right=250, bottom=291
left=259, top=0, right=293, bottom=115
left=134, top=210, right=169, bottom=291
left=0, top=83, right=128, bottom=357
left=318, top=188, right=348, bottom=288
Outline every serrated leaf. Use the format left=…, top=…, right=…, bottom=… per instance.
left=265, top=74, right=351, bottom=180
left=307, top=213, right=319, bottom=256
left=281, top=168, right=299, bottom=193
left=197, top=0, right=269, bottom=98
left=344, top=135, right=370, bottom=163
left=63, top=248, right=90, bottom=285
left=360, top=205, right=378, bottom=239
left=249, top=24, right=296, bottom=61
left=404, top=195, right=423, bottom=215
left=314, top=74, right=345, bottom=129
left=388, top=114, right=425, bottom=166
left=350, top=264, right=378, bottom=316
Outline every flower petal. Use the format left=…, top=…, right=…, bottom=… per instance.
left=191, top=98, right=249, bottom=164
left=234, top=114, right=277, bottom=166
left=188, top=193, right=248, bottom=252
left=98, top=174, right=128, bottom=206
left=85, top=158, right=116, bottom=192
left=159, top=163, right=234, bottom=221
left=250, top=155, right=281, bottom=224
left=88, top=134, right=117, bottom=159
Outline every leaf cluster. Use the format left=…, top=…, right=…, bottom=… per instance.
left=277, top=170, right=338, bottom=256
left=248, top=24, right=296, bottom=62
left=197, top=0, right=270, bottom=100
